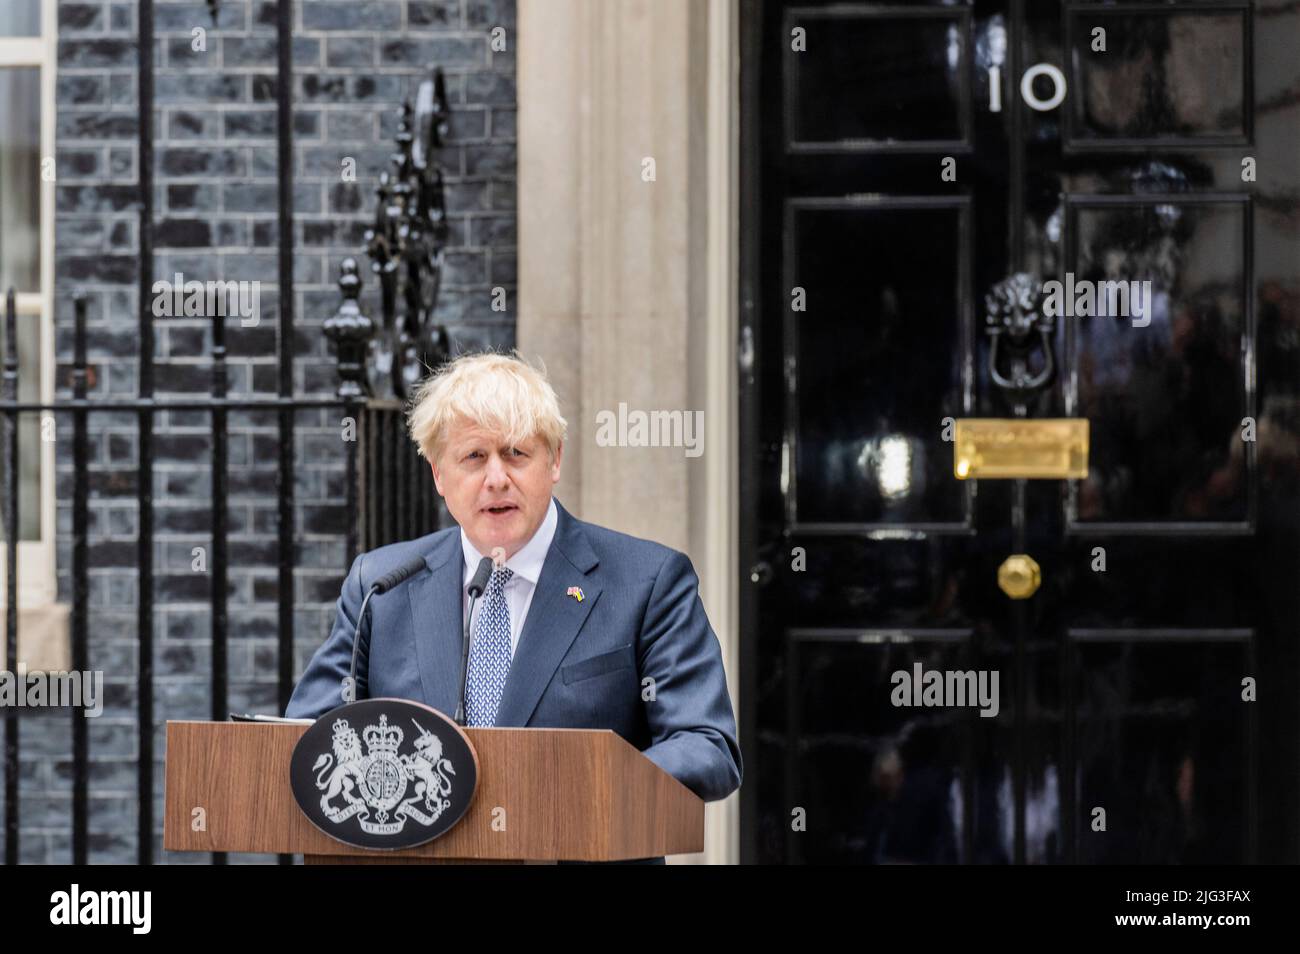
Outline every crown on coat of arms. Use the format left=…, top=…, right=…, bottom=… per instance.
left=363, top=714, right=403, bottom=755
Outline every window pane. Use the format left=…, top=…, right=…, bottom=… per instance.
left=0, top=311, right=43, bottom=541
left=0, top=2, right=40, bottom=36
left=0, top=68, right=41, bottom=293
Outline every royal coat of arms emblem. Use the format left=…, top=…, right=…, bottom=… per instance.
left=290, top=698, right=478, bottom=849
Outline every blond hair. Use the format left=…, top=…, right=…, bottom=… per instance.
left=406, top=350, right=568, bottom=463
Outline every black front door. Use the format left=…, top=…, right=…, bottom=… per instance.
left=739, top=0, right=1300, bottom=864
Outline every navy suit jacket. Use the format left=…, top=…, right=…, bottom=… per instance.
left=286, top=498, right=743, bottom=812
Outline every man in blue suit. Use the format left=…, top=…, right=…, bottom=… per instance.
left=286, top=352, right=742, bottom=860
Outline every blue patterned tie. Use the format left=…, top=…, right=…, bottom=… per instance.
left=466, top=567, right=514, bottom=727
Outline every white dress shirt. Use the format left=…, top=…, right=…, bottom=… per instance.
left=460, top=496, right=558, bottom=657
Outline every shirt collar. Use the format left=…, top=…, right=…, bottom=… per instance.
left=460, top=496, right=558, bottom=588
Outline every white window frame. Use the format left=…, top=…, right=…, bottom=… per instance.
left=0, top=0, right=59, bottom=610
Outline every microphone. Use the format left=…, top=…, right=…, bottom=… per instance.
left=454, top=556, right=495, bottom=725
left=373, top=555, right=432, bottom=594
left=466, top=555, right=493, bottom=598
left=344, top=554, right=430, bottom=704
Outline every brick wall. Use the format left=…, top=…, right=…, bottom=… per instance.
left=2, top=0, right=516, bottom=864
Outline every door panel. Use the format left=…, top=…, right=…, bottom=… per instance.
left=785, top=7, right=973, bottom=150
left=1064, top=8, right=1249, bottom=145
left=1066, top=196, right=1250, bottom=525
left=787, top=199, right=970, bottom=527
left=1068, top=632, right=1253, bottom=863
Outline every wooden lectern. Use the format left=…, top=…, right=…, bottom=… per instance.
left=163, top=721, right=704, bottom=863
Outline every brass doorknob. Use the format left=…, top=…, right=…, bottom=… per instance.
left=997, top=554, right=1041, bottom=599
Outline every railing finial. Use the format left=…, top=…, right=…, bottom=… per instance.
left=325, top=259, right=375, bottom=399
left=332, top=68, right=452, bottom=402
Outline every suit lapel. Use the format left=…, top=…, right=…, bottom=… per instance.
left=408, top=530, right=465, bottom=716
left=493, top=499, right=601, bottom=727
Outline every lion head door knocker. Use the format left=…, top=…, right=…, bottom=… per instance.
left=984, top=273, right=1056, bottom=416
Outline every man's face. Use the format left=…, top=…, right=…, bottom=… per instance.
left=431, top=419, right=562, bottom=560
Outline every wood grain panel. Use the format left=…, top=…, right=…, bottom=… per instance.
left=164, top=722, right=704, bottom=861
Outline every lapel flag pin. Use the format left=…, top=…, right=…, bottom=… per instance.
left=566, top=586, right=585, bottom=603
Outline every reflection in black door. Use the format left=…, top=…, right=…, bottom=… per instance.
left=739, top=0, right=1300, bottom=864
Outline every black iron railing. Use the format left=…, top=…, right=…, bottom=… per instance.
left=0, top=0, right=452, bottom=865
left=0, top=289, right=444, bottom=866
